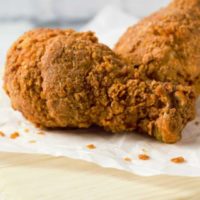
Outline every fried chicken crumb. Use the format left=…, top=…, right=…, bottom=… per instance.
left=195, top=121, right=199, bottom=126
left=37, top=131, right=45, bottom=135
left=86, top=144, right=96, bottom=150
left=0, top=131, right=5, bottom=137
left=123, top=157, right=132, bottom=162
left=171, top=156, right=185, bottom=164
left=29, top=140, right=36, bottom=144
left=138, top=154, right=150, bottom=160
left=24, top=128, right=29, bottom=133
left=10, top=132, right=20, bottom=139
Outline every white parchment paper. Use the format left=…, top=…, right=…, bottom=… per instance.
left=0, top=5, right=200, bottom=176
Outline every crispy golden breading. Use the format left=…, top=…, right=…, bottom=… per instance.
left=4, top=29, right=196, bottom=143
left=115, top=0, right=200, bottom=94
left=4, top=28, right=97, bottom=127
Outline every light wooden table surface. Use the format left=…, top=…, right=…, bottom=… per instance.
left=0, top=152, right=199, bottom=200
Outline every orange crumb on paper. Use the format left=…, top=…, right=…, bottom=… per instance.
left=24, top=128, right=29, bottom=133
left=29, top=140, right=36, bottom=144
left=0, top=131, right=5, bottom=137
left=86, top=144, right=96, bottom=150
left=138, top=154, right=150, bottom=160
left=123, top=157, right=132, bottom=162
left=10, top=132, right=20, bottom=139
left=37, top=131, right=45, bottom=135
left=171, top=156, right=185, bottom=164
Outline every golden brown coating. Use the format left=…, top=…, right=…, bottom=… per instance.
left=41, top=32, right=128, bottom=128
left=4, top=29, right=196, bottom=143
left=4, top=28, right=97, bottom=127
left=115, top=0, right=200, bottom=94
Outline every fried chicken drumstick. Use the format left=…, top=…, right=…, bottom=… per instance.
left=4, top=29, right=195, bottom=143
left=115, top=0, right=200, bottom=94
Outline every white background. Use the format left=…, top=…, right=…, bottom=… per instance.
left=0, top=0, right=170, bottom=21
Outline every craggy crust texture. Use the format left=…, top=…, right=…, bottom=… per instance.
left=42, top=34, right=196, bottom=143
left=41, top=34, right=136, bottom=128
left=4, top=29, right=196, bottom=143
left=4, top=28, right=98, bottom=127
left=114, top=0, right=200, bottom=94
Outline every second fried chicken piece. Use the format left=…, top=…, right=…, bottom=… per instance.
left=4, top=29, right=196, bottom=143
left=115, top=0, right=200, bottom=94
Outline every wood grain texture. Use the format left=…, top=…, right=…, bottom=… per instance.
left=0, top=152, right=199, bottom=200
